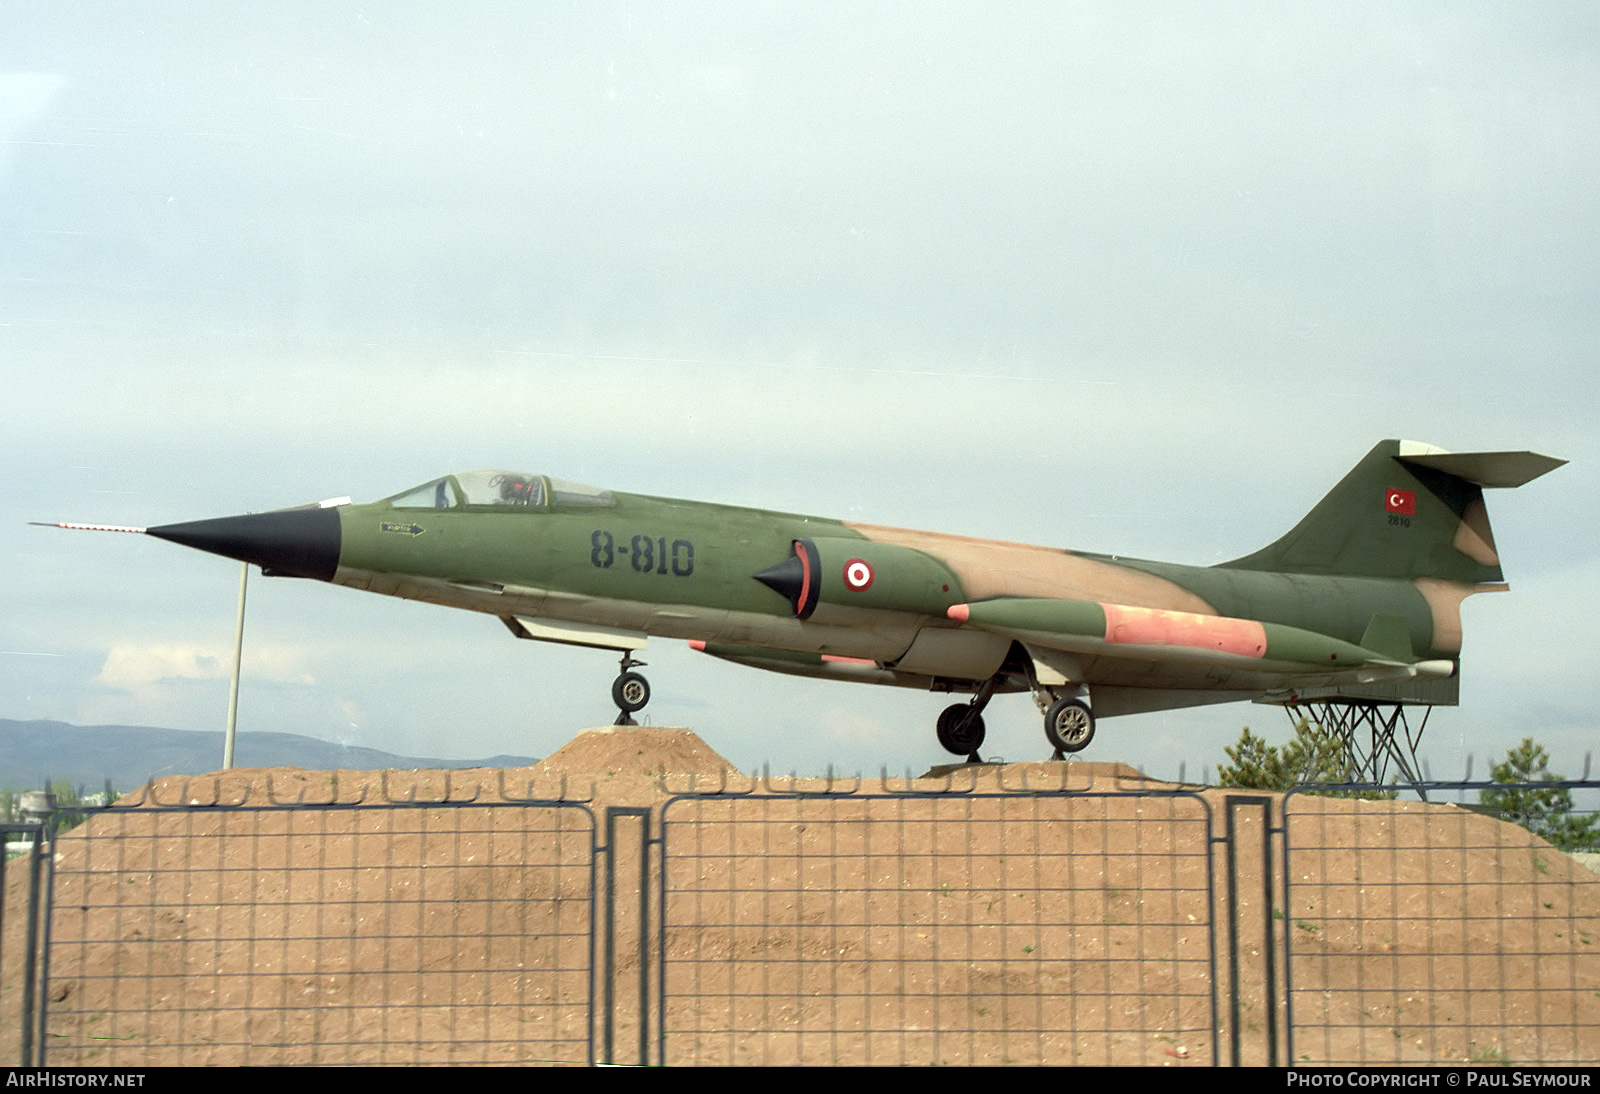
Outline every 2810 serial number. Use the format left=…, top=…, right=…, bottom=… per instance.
left=591, top=530, right=695, bottom=576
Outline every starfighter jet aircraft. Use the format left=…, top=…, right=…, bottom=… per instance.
left=40, top=440, right=1563, bottom=760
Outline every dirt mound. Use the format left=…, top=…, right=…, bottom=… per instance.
left=83, top=727, right=740, bottom=816
left=532, top=725, right=740, bottom=779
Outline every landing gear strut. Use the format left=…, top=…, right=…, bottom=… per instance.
left=612, top=651, right=650, bottom=726
left=935, top=675, right=1000, bottom=763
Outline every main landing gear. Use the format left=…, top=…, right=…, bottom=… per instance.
left=1043, top=695, right=1095, bottom=758
left=931, top=675, right=1098, bottom=763
left=612, top=651, right=650, bottom=726
left=935, top=676, right=999, bottom=763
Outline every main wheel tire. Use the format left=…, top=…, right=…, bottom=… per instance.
left=612, top=671, right=651, bottom=713
left=936, top=704, right=986, bottom=756
left=1044, top=697, right=1095, bottom=753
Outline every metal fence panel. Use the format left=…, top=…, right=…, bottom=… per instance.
left=42, top=800, right=596, bottom=1066
left=37, top=769, right=1596, bottom=1067
left=1282, top=782, right=1600, bottom=1066
left=2, top=824, right=47, bottom=1065
left=659, top=789, right=1217, bottom=1066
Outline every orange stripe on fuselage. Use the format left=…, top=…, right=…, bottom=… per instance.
left=1101, top=604, right=1266, bottom=658
left=796, top=540, right=813, bottom=613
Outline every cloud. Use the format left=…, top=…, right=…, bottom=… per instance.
left=94, top=643, right=316, bottom=691
left=95, top=644, right=226, bottom=690
left=0, top=73, right=67, bottom=176
left=246, top=646, right=318, bottom=687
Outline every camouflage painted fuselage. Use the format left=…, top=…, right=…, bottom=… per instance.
left=318, top=440, right=1547, bottom=717
left=120, top=440, right=1558, bottom=723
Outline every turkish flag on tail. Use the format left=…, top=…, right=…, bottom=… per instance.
left=1384, top=488, right=1415, bottom=515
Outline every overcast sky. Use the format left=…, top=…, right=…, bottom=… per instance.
left=4, top=4, right=1596, bottom=782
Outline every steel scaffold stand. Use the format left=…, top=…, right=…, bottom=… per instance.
left=1280, top=700, right=1433, bottom=795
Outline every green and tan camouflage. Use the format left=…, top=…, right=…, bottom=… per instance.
left=41, top=440, right=1564, bottom=759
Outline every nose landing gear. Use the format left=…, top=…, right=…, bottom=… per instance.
left=936, top=704, right=987, bottom=761
left=612, top=651, right=651, bottom=726
left=934, top=675, right=1000, bottom=763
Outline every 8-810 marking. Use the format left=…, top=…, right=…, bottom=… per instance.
left=591, top=530, right=695, bottom=576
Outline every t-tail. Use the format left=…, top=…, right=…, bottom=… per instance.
left=1220, top=440, right=1565, bottom=584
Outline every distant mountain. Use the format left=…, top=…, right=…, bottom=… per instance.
left=0, top=719, right=539, bottom=793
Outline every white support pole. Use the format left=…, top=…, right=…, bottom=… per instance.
left=223, top=561, right=248, bottom=770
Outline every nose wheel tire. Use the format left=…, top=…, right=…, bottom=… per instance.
left=936, top=703, right=987, bottom=757
left=1044, top=697, right=1095, bottom=753
left=612, top=670, right=650, bottom=724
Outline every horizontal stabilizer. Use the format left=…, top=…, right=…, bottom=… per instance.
left=1396, top=448, right=1566, bottom=488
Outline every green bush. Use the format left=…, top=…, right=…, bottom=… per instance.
left=1218, top=718, right=1394, bottom=797
left=1480, top=738, right=1599, bottom=852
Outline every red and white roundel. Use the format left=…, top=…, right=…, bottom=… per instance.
left=842, top=558, right=875, bottom=591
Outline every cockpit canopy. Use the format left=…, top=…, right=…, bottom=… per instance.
left=386, top=471, right=615, bottom=510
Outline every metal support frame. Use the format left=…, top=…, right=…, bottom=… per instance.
left=1282, top=700, right=1432, bottom=791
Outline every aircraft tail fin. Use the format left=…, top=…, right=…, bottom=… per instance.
left=1219, top=440, right=1564, bottom=582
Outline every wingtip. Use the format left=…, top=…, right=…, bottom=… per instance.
left=947, top=603, right=970, bottom=623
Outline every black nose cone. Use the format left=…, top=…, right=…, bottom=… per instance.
left=146, top=507, right=341, bottom=580
left=753, top=538, right=820, bottom=620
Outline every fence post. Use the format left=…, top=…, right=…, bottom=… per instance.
left=1224, top=795, right=1278, bottom=1067
left=1, top=823, right=47, bottom=1066
left=602, top=806, right=651, bottom=1066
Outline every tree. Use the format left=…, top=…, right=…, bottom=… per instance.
left=46, top=779, right=90, bottom=835
left=1217, top=718, right=1393, bottom=797
left=1219, top=719, right=1349, bottom=789
left=1480, top=738, right=1599, bottom=852
left=50, top=779, right=81, bottom=809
